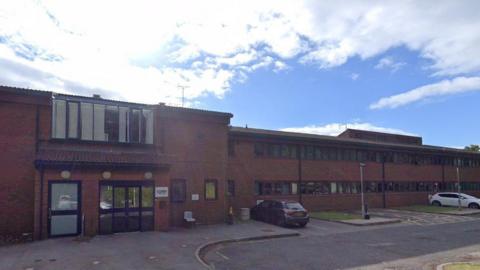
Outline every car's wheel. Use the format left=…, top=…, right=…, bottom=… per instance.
left=468, top=203, right=480, bottom=209
left=431, top=201, right=441, bottom=207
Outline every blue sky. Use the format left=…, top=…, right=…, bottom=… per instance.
left=1, top=0, right=480, bottom=147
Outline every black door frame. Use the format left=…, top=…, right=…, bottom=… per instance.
left=47, top=180, right=82, bottom=238
left=99, top=180, right=154, bottom=234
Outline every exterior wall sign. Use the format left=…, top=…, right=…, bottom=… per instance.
left=191, top=194, right=199, bottom=201
left=155, top=187, right=168, bottom=198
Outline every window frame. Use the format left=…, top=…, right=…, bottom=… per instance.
left=51, top=97, right=154, bottom=145
left=204, top=179, right=218, bottom=200
left=227, top=180, right=235, bottom=197
left=170, top=179, right=187, bottom=203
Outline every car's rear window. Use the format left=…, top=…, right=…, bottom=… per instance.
left=285, top=202, right=304, bottom=210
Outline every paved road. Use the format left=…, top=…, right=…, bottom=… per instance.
left=206, top=217, right=480, bottom=270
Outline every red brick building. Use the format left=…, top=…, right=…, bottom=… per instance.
left=1, top=85, right=480, bottom=242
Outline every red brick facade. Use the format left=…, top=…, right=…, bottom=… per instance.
left=1, top=86, right=480, bottom=242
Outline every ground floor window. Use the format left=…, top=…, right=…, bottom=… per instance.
left=171, top=179, right=186, bottom=202
left=253, top=180, right=476, bottom=196
left=205, top=179, right=218, bottom=200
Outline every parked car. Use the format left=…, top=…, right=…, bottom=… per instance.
left=429, top=192, right=480, bottom=209
left=250, top=200, right=309, bottom=227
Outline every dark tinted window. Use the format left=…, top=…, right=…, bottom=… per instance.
left=171, top=179, right=186, bottom=202
left=285, top=202, right=304, bottom=210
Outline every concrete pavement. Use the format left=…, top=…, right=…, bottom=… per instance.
left=0, top=221, right=297, bottom=270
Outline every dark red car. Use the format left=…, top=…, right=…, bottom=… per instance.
left=250, top=200, right=309, bottom=227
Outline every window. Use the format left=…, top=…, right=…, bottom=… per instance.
left=227, top=180, right=235, bottom=196
left=105, top=106, right=119, bottom=142
left=67, top=102, right=79, bottom=138
left=254, top=143, right=265, bottom=156
left=52, top=99, right=66, bottom=138
left=205, top=179, right=218, bottom=200
left=130, top=109, right=141, bottom=143
left=93, top=104, right=106, bottom=141
left=171, top=179, right=186, bottom=202
left=142, top=109, right=154, bottom=144
left=52, top=97, right=154, bottom=144
left=81, top=102, right=93, bottom=140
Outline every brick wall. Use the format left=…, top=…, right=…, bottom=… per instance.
left=0, top=92, right=49, bottom=242
left=160, top=108, right=231, bottom=226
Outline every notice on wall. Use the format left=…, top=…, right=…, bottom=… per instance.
left=155, top=187, right=168, bottom=198
left=191, top=194, right=199, bottom=201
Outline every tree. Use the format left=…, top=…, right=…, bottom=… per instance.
left=464, top=144, right=480, bottom=152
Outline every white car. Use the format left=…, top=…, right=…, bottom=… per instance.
left=429, top=192, right=480, bottom=209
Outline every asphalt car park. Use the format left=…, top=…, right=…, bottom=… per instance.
left=205, top=214, right=480, bottom=270
left=368, top=208, right=478, bottom=226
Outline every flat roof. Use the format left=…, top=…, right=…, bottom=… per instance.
left=229, top=126, right=479, bottom=156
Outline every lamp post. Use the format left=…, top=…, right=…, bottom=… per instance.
left=456, top=166, right=462, bottom=211
left=360, top=163, right=367, bottom=219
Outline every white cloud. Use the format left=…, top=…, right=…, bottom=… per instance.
left=374, top=56, right=406, bottom=72
left=370, top=76, right=480, bottom=109
left=351, top=73, right=360, bottom=80
left=1, top=0, right=480, bottom=104
left=281, top=123, right=416, bottom=137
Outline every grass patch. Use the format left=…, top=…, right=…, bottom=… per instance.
left=396, top=205, right=461, bottom=214
left=310, top=211, right=361, bottom=221
left=443, top=263, right=480, bottom=270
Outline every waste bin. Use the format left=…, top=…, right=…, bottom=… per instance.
left=240, top=208, right=250, bottom=221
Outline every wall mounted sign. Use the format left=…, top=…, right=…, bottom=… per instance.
left=155, top=187, right=168, bottom=198
left=191, top=194, right=199, bottom=201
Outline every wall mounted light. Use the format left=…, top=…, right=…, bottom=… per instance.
left=102, top=171, right=112, bottom=179
left=144, top=172, right=153, bottom=180
left=60, top=170, right=71, bottom=179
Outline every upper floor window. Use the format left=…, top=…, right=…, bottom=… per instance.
left=52, top=98, right=154, bottom=144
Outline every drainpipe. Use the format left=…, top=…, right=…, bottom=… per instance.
left=39, top=165, right=45, bottom=240
left=382, top=158, right=386, bottom=208
left=297, top=145, right=303, bottom=204
left=441, top=163, right=445, bottom=191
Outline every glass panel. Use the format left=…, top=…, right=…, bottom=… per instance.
left=93, top=104, right=106, bottom=141
left=51, top=183, right=78, bottom=211
left=143, top=109, right=154, bottom=144
left=68, top=102, right=78, bottom=138
left=128, top=187, right=140, bottom=208
left=113, top=212, right=127, bottom=232
left=128, top=211, right=140, bottom=231
left=100, top=185, right=113, bottom=209
left=119, top=107, right=129, bottom=142
left=205, top=181, right=216, bottom=200
left=99, top=214, right=112, bottom=234
left=330, top=182, right=337, bottom=194
left=114, top=187, right=125, bottom=208
left=141, top=186, right=153, bottom=207
left=52, top=99, right=66, bottom=138
left=105, top=106, right=119, bottom=142
left=141, top=211, right=154, bottom=231
left=51, top=215, right=77, bottom=235
left=130, top=109, right=141, bottom=143
left=171, top=180, right=186, bottom=202
left=81, top=103, right=93, bottom=140
left=291, top=183, right=298, bottom=195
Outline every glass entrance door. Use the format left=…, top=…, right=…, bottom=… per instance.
left=48, top=181, right=81, bottom=237
left=99, top=181, right=154, bottom=234
left=113, top=186, right=141, bottom=232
